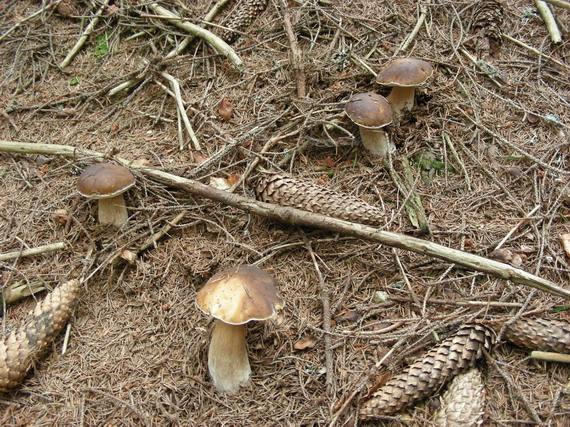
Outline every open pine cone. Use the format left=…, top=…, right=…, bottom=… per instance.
left=359, top=324, right=494, bottom=419
left=220, top=0, right=268, bottom=43
left=0, top=279, right=80, bottom=392
left=254, top=173, right=384, bottom=225
left=503, top=318, right=570, bottom=354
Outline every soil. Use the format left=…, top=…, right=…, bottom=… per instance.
left=0, top=0, right=569, bottom=425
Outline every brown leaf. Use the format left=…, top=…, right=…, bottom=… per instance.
left=560, top=233, right=570, bottom=259
left=217, top=98, right=233, bottom=121
left=227, top=174, right=241, bottom=186
left=488, top=248, right=513, bottom=263
left=294, top=336, right=317, bottom=351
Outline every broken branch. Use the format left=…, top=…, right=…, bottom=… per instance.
left=0, top=140, right=569, bottom=299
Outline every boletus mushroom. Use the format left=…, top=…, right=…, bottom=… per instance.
left=375, top=58, right=433, bottom=118
left=195, top=266, right=284, bottom=393
left=77, top=163, right=135, bottom=228
left=345, top=92, right=393, bottom=157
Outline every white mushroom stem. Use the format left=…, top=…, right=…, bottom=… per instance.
left=358, top=127, right=393, bottom=158
left=386, top=86, right=416, bottom=117
left=97, top=194, right=129, bottom=228
left=208, top=320, right=251, bottom=392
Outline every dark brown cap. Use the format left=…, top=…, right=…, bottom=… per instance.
left=376, top=58, right=433, bottom=87
left=196, top=266, right=284, bottom=325
left=345, top=93, right=393, bottom=129
left=77, top=163, right=135, bottom=199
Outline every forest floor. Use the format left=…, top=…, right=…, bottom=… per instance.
left=0, top=0, right=570, bottom=425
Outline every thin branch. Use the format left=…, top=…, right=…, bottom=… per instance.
left=1, top=140, right=569, bottom=299
left=542, top=0, right=570, bottom=8
left=278, top=0, right=306, bottom=98
left=60, top=0, right=110, bottom=69
left=394, top=1, right=429, bottom=55
left=0, top=0, right=61, bottom=42
left=145, top=3, right=243, bottom=68
left=530, top=351, right=570, bottom=363
left=503, top=34, right=570, bottom=72
left=0, top=242, right=67, bottom=262
left=160, top=72, right=200, bottom=150
left=535, top=0, right=563, bottom=43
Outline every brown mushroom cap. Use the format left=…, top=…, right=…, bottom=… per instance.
left=77, top=163, right=135, bottom=199
left=345, top=92, right=393, bottom=130
left=196, top=266, right=284, bottom=325
left=375, top=58, right=433, bottom=87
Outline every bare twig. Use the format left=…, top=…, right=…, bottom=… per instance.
left=394, top=1, right=429, bottom=55
left=530, top=351, right=570, bottom=363
left=494, top=205, right=540, bottom=251
left=166, top=0, right=232, bottom=58
left=1, top=140, right=569, bottom=299
left=145, top=3, right=243, bottom=67
left=301, top=232, right=334, bottom=394
left=278, top=0, right=306, bottom=98
left=0, top=242, right=67, bottom=262
left=60, top=0, right=110, bottom=69
left=0, top=0, right=61, bottom=42
left=160, top=72, right=200, bottom=150
left=535, top=0, right=563, bottom=43
left=542, top=0, right=570, bottom=8
left=503, top=34, right=570, bottom=72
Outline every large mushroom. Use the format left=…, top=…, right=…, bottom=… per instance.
left=77, top=163, right=135, bottom=228
left=375, top=58, right=433, bottom=118
left=195, top=266, right=284, bottom=393
left=345, top=92, right=393, bottom=157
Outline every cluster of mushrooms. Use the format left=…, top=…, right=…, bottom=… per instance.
left=345, top=57, right=433, bottom=157
left=73, top=57, right=432, bottom=394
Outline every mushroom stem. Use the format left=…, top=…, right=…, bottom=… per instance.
left=98, top=194, right=128, bottom=228
left=386, top=86, right=416, bottom=117
left=208, top=320, right=251, bottom=392
left=359, top=127, right=393, bottom=157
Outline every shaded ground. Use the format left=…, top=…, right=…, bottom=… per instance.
left=1, top=0, right=569, bottom=425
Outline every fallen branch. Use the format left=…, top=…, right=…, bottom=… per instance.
left=530, top=351, right=570, bottom=363
left=535, top=0, right=563, bottom=43
left=60, top=0, right=110, bottom=68
left=0, top=242, right=67, bottom=262
left=395, top=0, right=429, bottom=55
left=145, top=3, right=243, bottom=68
left=1, top=140, right=569, bottom=299
left=543, top=0, right=570, bottom=8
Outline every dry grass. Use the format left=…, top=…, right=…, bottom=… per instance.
left=1, top=0, right=569, bottom=425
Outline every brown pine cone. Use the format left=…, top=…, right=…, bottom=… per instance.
left=221, top=0, right=268, bottom=43
left=0, top=279, right=80, bottom=392
left=503, top=318, right=570, bottom=354
left=432, top=368, right=485, bottom=427
left=254, top=173, right=385, bottom=226
left=359, top=324, right=494, bottom=419
left=472, top=0, right=503, bottom=42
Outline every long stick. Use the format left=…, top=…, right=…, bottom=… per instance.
left=145, top=3, right=242, bottom=67
left=535, top=0, right=562, bottom=43
left=0, top=242, right=67, bottom=262
left=1, top=140, right=569, bottom=299
left=60, top=0, right=110, bottom=68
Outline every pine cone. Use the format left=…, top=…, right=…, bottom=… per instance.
left=254, top=173, right=385, bottom=225
left=359, top=324, right=494, bottom=419
left=0, top=279, right=80, bottom=392
left=503, top=318, right=570, bottom=354
left=221, top=0, right=268, bottom=43
left=433, top=368, right=485, bottom=427
left=472, top=0, right=503, bottom=42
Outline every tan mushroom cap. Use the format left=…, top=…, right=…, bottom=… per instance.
left=196, top=266, right=284, bottom=325
left=375, top=58, right=433, bottom=87
left=77, top=163, right=135, bottom=199
left=345, top=92, right=393, bottom=130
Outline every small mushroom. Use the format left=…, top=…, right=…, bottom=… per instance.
left=375, top=58, right=433, bottom=118
left=77, top=163, right=135, bottom=228
left=195, top=266, right=284, bottom=393
left=345, top=92, right=393, bottom=157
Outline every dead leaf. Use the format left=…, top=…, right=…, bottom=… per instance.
left=111, top=121, right=120, bottom=132
left=209, top=177, right=231, bottom=190
left=337, top=309, right=361, bottom=323
left=53, top=209, right=70, bottom=225
left=227, top=174, right=241, bottom=186
left=294, top=336, right=317, bottom=351
left=38, top=164, right=49, bottom=177
left=217, top=98, right=233, bottom=121
left=489, top=248, right=513, bottom=263
left=119, top=249, right=137, bottom=265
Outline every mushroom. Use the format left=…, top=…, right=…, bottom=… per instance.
left=345, top=92, right=393, bottom=157
left=77, top=163, right=135, bottom=228
left=375, top=58, right=433, bottom=118
left=195, top=265, right=284, bottom=393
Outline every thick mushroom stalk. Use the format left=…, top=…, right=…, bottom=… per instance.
left=358, top=126, right=393, bottom=157
left=98, top=194, right=128, bottom=228
left=386, top=86, right=416, bottom=117
left=208, top=320, right=251, bottom=392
